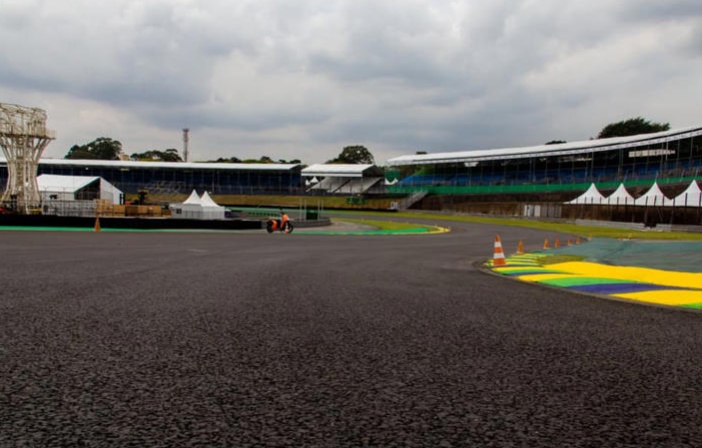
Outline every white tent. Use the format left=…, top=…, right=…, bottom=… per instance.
left=37, top=174, right=122, bottom=204
left=605, top=184, right=635, bottom=206
left=170, top=190, right=226, bottom=220
left=667, top=180, right=702, bottom=207
left=200, top=191, right=226, bottom=219
left=182, top=190, right=202, bottom=205
left=633, top=182, right=670, bottom=207
left=566, top=183, right=605, bottom=205
left=171, top=190, right=205, bottom=219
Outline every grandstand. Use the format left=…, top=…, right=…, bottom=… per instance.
left=386, top=126, right=702, bottom=225
left=0, top=158, right=303, bottom=197
left=1, top=126, right=699, bottom=220
left=302, top=164, right=385, bottom=195
left=386, top=126, right=702, bottom=195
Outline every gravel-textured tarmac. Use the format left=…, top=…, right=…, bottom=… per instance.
left=2, top=223, right=702, bottom=447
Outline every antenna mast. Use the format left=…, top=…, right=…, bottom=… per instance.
left=182, top=128, right=190, bottom=162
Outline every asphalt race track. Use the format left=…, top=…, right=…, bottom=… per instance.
left=2, top=220, right=702, bottom=447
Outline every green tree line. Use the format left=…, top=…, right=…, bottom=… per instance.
left=65, top=118, right=670, bottom=164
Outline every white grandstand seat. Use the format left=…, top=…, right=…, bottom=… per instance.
left=336, top=177, right=382, bottom=194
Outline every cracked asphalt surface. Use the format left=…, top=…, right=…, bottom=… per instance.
left=2, top=222, right=702, bottom=447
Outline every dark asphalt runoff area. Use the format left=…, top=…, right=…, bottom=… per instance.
left=2, top=221, right=702, bottom=447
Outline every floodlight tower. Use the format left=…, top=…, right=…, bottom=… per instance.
left=182, top=128, right=190, bottom=162
left=0, top=102, right=56, bottom=213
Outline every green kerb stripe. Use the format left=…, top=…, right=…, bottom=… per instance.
left=683, top=303, right=702, bottom=310
left=537, top=277, right=637, bottom=287
left=497, top=268, right=561, bottom=274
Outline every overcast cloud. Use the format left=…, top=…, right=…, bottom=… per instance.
left=0, top=0, right=700, bottom=164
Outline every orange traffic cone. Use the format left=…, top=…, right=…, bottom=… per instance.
left=554, top=237, right=561, bottom=248
left=576, top=236, right=581, bottom=245
left=94, top=217, right=101, bottom=232
left=543, top=238, right=549, bottom=249
left=493, top=234, right=507, bottom=267
left=567, top=237, right=572, bottom=246
left=516, top=240, right=524, bottom=255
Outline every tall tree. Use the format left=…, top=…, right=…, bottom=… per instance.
left=327, top=145, right=375, bottom=164
left=206, top=156, right=243, bottom=163
left=131, top=149, right=183, bottom=162
left=597, top=117, right=670, bottom=139
left=162, top=148, right=182, bottom=162
left=203, top=156, right=301, bottom=164
left=65, top=137, right=122, bottom=160
left=242, top=156, right=274, bottom=164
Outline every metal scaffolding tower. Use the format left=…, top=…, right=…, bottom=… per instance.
left=0, top=102, right=56, bottom=213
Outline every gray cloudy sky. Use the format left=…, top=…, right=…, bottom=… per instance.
left=1, top=0, right=700, bottom=164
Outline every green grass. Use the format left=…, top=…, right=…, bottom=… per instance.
left=336, top=218, right=436, bottom=232
left=328, top=210, right=702, bottom=241
left=538, top=254, right=587, bottom=265
left=133, top=192, right=701, bottom=241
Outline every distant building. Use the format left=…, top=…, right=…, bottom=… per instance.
left=38, top=174, right=122, bottom=204
left=0, top=159, right=303, bottom=196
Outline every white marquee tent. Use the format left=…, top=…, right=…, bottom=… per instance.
left=566, top=181, right=702, bottom=208
left=37, top=174, right=122, bottom=204
left=170, top=190, right=226, bottom=219
left=667, top=180, right=702, bottom=207
left=565, top=183, right=605, bottom=205
left=605, top=184, right=635, bottom=206
left=633, top=182, right=670, bottom=207
left=200, top=191, right=227, bottom=219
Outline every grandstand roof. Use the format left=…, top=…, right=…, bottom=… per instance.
left=302, top=164, right=384, bottom=178
left=37, top=174, right=101, bottom=192
left=387, top=126, right=702, bottom=166
left=0, top=157, right=301, bottom=171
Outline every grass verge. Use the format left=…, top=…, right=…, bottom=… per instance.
left=336, top=218, right=436, bottom=232
left=330, top=210, right=702, bottom=241
left=538, top=254, right=587, bottom=265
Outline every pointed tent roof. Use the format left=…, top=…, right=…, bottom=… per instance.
left=634, top=182, right=670, bottom=206
left=183, top=190, right=202, bottom=205
left=669, top=180, right=702, bottom=207
left=200, top=191, right=222, bottom=207
left=606, top=184, right=635, bottom=205
left=566, top=183, right=605, bottom=205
